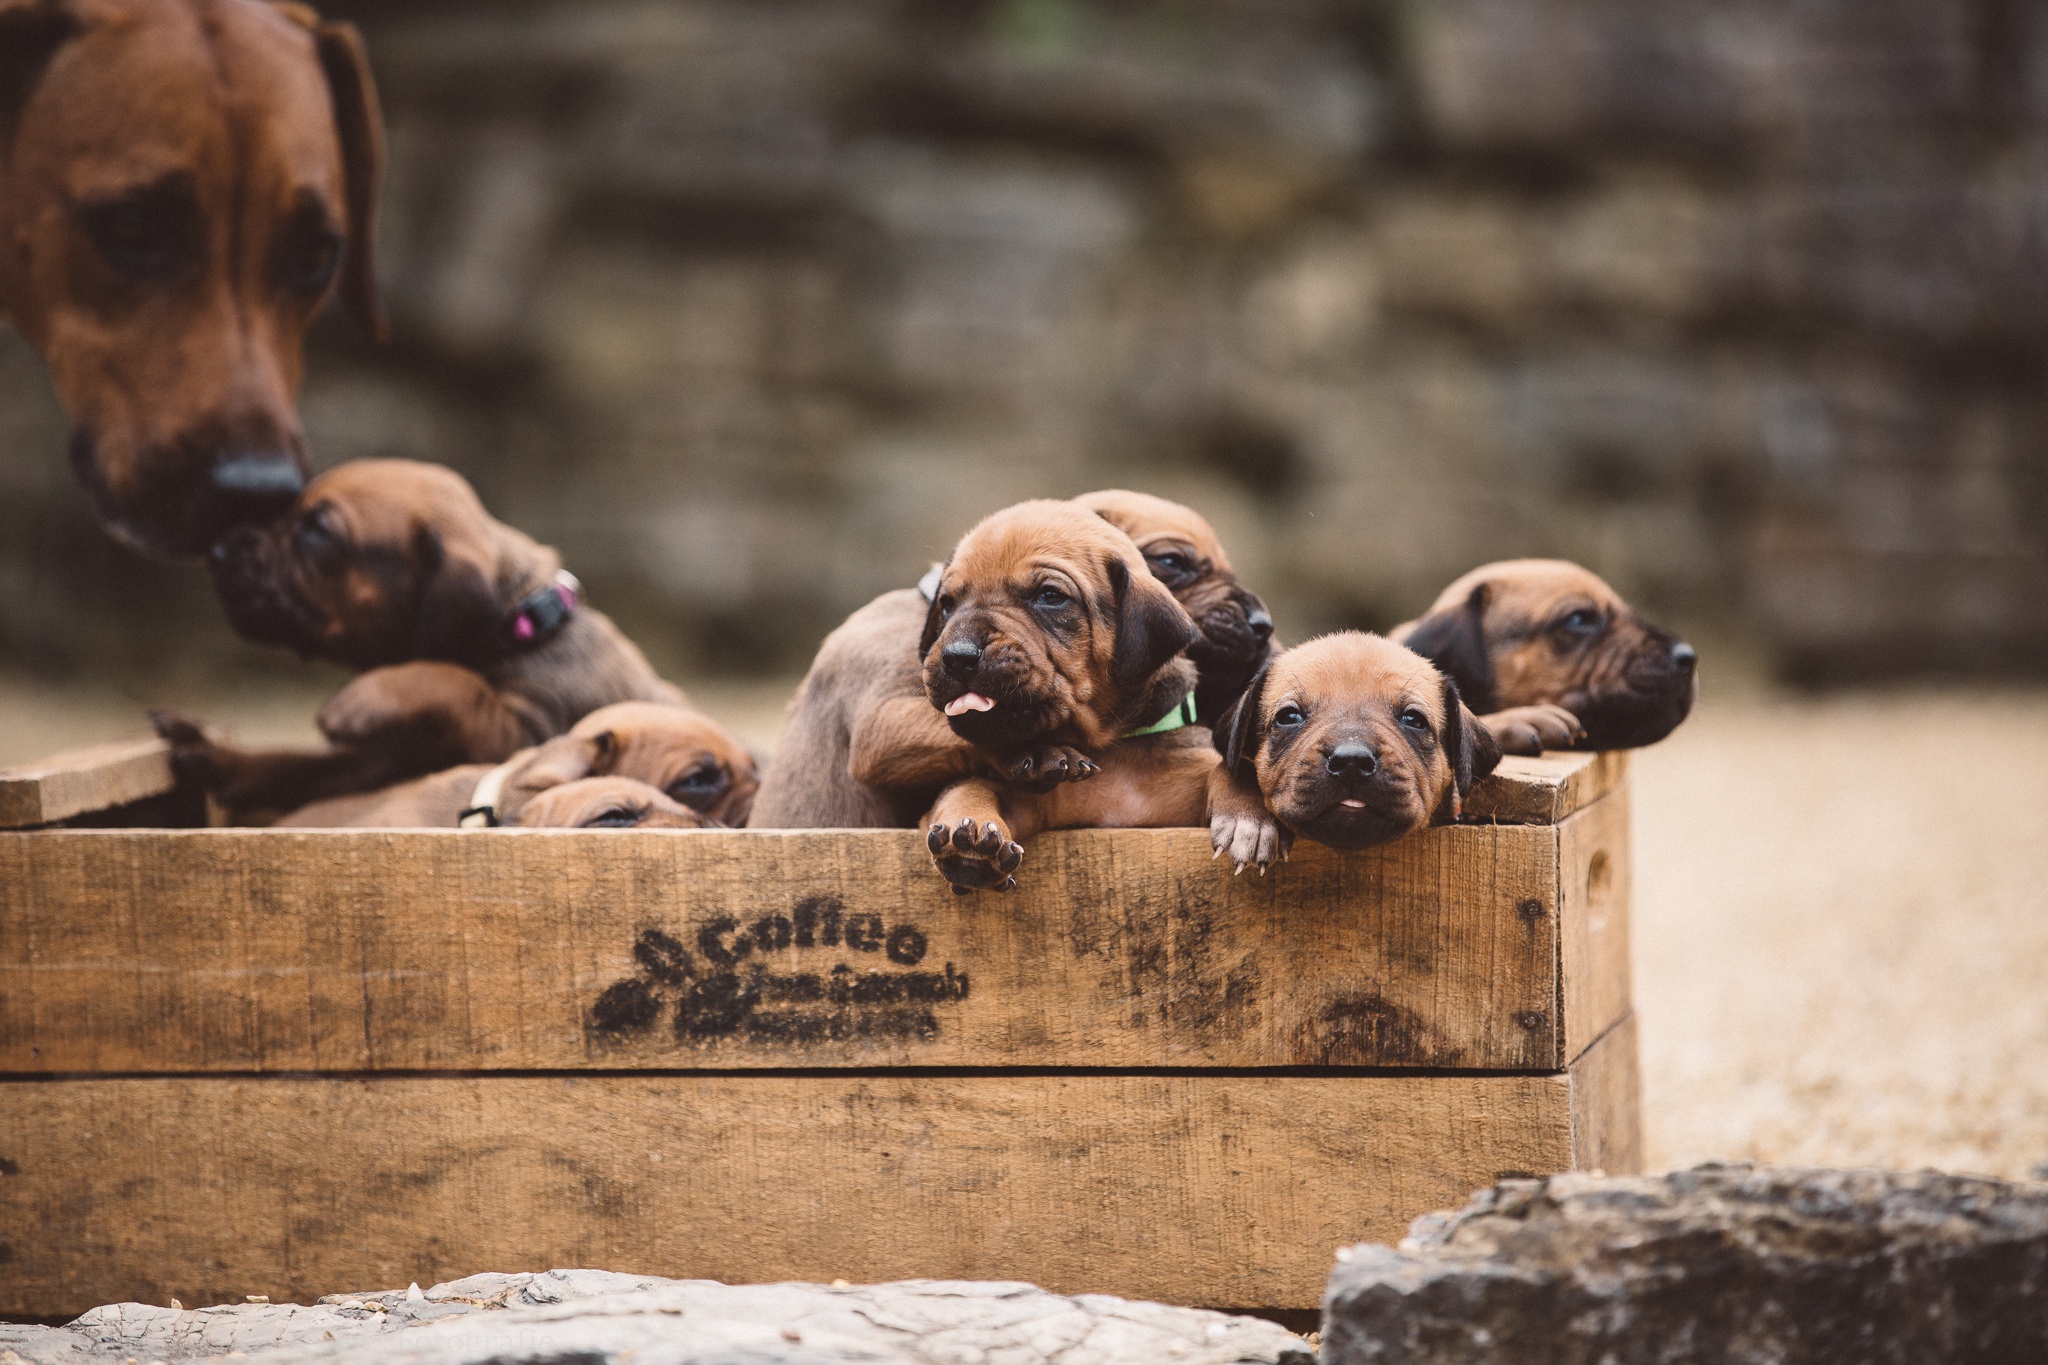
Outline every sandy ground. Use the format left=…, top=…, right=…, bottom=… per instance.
left=2, top=673, right=2044, bottom=1180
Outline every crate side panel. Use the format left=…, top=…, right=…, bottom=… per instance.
left=0, top=1072, right=1574, bottom=1317
left=0, top=737, right=175, bottom=828
left=1557, top=786, right=1633, bottom=1063
left=0, top=826, right=1561, bottom=1071
left=1568, top=1012, right=1643, bottom=1174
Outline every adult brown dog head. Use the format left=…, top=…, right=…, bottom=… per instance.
left=1216, top=632, right=1500, bottom=850
left=0, top=0, right=385, bottom=557
left=920, top=499, right=1199, bottom=750
left=507, top=777, right=710, bottom=830
left=207, top=458, right=560, bottom=673
left=1398, top=559, right=1698, bottom=750
left=1074, top=489, right=1275, bottom=724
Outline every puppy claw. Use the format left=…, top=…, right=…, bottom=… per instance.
left=927, top=824, right=949, bottom=856
left=997, top=876, right=1017, bottom=892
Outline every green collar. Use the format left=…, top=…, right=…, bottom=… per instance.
left=1122, top=692, right=1197, bottom=739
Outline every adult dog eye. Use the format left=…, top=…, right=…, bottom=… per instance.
left=1400, top=707, right=1430, bottom=731
left=1273, top=703, right=1306, bottom=727
left=76, top=180, right=201, bottom=283
left=666, top=762, right=727, bottom=808
left=1031, top=585, right=1070, bottom=609
left=279, top=215, right=342, bottom=298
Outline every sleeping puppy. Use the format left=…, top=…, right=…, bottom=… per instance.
left=157, top=458, right=683, bottom=818
left=918, top=499, right=1254, bottom=891
left=1394, top=559, right=1698, bottom=752
left=1209, top=632, right=1501, bottom=855
left=506, top=778, right=708, bottom=829
left=274, top=700, right=755, bottom=829
left=1074, top=489, right=1276, bottom=722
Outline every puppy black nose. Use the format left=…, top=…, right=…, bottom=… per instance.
left=1326, top=742, right=1378, bottom=778
left=1246, top=605, right=1274, bottom=641
left=211, top=453, right=304, bottom=518
left=1670, top=641, right=1698, bottom=672
left=941, top=640, right=984, bottom=680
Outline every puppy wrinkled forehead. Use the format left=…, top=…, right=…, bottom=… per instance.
left=298, top=459, right=485, bottom=539
left=1432, top=558, right=1625, bottom=618
left=1268, top=633, right=1445, bottom=715
left=1074, top=489, right=1230, bottom=568
left=948, top=499, right=1140, bottom=587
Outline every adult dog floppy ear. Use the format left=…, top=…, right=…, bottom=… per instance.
left=1213, top=659, right=1270, bottom=778
left=0, top=1, right=77, bottom=154
left=1404, top=582, right=1496, bottom=711
left=307, top=17, right=387, bottom=341
left=1431, top=676, right=1502, bottom=825
left=1105, top=554, right=1197, bottom=690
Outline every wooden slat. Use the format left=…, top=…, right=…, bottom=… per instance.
left=0, top=813, right=1592, bottom=1071
left=0, top=736, right=174, bottom=828
left=0, top=1071, right=1578, bottom=1316
left=1466, top=750, right=1625, bottom=826
left=1568, top=1012, right=1642, bottom=1174
left=1559, top=783, right=1632, bottom=1063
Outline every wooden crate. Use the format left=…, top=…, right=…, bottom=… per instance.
left=0, top=741, right=1639, bottom=1317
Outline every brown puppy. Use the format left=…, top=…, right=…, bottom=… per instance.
left=1394, top=559, right=1698, bottom=752
left=1074, top=489, right=1275, bottom=723
left=0, top=0, right=385, bottom=556
left=159, top=459, right=682, bottom=817
left=509, top=778, right=709, bottom=830
left=275, top=700, right=756, bottom=829
left=1211, top=632, right=1500, bottom=854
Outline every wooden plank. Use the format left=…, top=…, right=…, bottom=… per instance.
left=0, top=818, right=1573, bottom=1071
left=1568, top=1012, right=1643, bottom=1175
left=0, top=736, right=174, bottom=828
left=1558, top=783, right=1632, bottom=1063
left=0, top=1072, right=1574, bottom=1317
left=1466, top=750, right=1626, bottom=826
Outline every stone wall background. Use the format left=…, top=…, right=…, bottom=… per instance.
left=4, top=0, right=2047, bottom=683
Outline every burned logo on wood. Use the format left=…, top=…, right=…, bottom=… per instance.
left=589, top=895, right=969, bottom=1047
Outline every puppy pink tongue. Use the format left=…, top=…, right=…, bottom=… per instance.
left=945, top=693, right=996, bottom=717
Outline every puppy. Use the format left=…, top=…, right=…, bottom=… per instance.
left=1074, top=489, right=1276, bottom=722
left=1394, top=559, right=1698, bottom=752
left=917, top=500, right=1267, bottom=891
left=750, top=490, right=1267, bottom=829
left=160, top=459, right=682, bottom=817
left=0, top=0, right=386, bottom=556
left=510, top=778, right=709, bottom=830
left=274, top=700, right=755, bottom=829
left=1210, top=632, right=1501, bottom=855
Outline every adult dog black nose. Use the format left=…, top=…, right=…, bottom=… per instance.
left=1246, top=605, right=1274, bottom=641
left=941, top=640, right=984, bottom=680
left=211, top=453, right=304, bottom=518
left=1670, top=641, right=1697, bottom=672
left=1326, top=742, right=1378, bottom=778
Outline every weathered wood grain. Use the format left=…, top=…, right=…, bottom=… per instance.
left=0, top=1071, right=1579, bottom=1316
left=1465, top=750, right=1625, bottom=826
left=0, top=807, right=1611, bottom=1071
left=0, top=736, right=174, bottom=828
left=1568, top=1012, right=1642, bottom=1174
left=1559, top=784, right=1632, bottom=1063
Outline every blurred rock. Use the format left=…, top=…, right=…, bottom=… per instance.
left=1323, top=1164, right=2048, bottom=1365
left=0, top=1270, right=1313, bottom=1365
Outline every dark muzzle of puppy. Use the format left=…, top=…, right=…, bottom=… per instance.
left=1074, top=488, right=1277, bottom=723
left=1398, top=558, right=1698, bottom=751
left=1215, top=632, right=1501, bottom=852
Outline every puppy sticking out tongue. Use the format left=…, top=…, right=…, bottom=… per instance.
left=945, top=693, right=996, bottom=717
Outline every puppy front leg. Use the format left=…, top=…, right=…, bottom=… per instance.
left=152, top=710, right=434, bottom=820
left=318, top=661, right=544, bottom=763
left=1481, top=704, right=1585, bottom=756
left=851, top=698, right=1098, bottom=792
left=921, top=778, right=1041, bottom=894
left=1206, top=764, right=1291, bottom=875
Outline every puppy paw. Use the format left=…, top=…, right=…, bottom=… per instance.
left=149, top=708, right=229, bottom=791
left=316, top=670, right=421, bottom=746
left=925, top=817, right=1024, bottom=894
left=995, top=743, right=1099, bottom=793
left=1483, top=704, right=1586, bottom=756
left=1209, top=808, right=1292, bottom=876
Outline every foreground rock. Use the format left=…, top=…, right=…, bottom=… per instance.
left=1324, top=1163, right=2048, bottom=1364
left=0, top=1271, right=1312, bottom=1365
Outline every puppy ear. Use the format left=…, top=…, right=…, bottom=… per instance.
left=311, top=21, right=388, bottom=341
left=504, top=732, right=607, bottom=802
left=1212, top=659, right=1271, bottom=777
left=1431, top=676, right=1503, bottom=825
left=411, top=525, right=506, bottom=665
left=1404, top=583, right=1496, bottom=712
left=0, top=1, right=78, bottom=153
left=1106, top=554, right=1198, bottom=691
left=917, top=556, right=952, bottom=658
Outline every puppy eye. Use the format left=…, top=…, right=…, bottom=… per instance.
left=1031, top=584, right=1071, bottom=609
left=1555, top=608, right=1601, bottom=635
left=1146, top=551, right=1193, bottom=579
left=582, top=806, right=645, bottom=828
left=1273, top=703, right=1306, bottom=727
left=665, top=762, right=728, bottom=809
left=1400, top=707, right=1430, bottom=731
left=937, top=594, right=956, bottom=618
